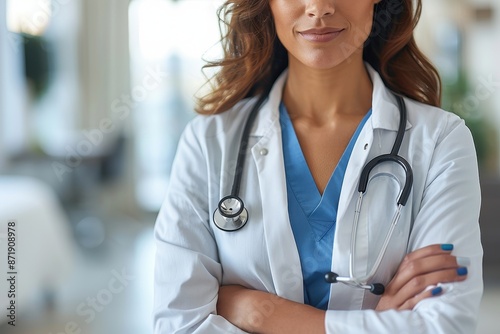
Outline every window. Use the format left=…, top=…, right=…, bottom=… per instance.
left=129, top=0, right=223, bottom=211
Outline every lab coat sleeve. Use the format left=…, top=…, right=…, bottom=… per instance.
left=325, top=117, right=483, bottom=333
left=153, top=120, right=249, bottom=334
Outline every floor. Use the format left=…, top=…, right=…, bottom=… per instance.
left=0, top=212, right=155, bottom=334
left=0, top=215, right=498, bottom=334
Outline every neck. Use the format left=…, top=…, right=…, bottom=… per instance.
left=283, top=57, right=373, bottom=124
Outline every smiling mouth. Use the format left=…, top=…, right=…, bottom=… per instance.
left=299, top=29, right=345, bottom=43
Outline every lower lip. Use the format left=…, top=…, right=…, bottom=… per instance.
left=299, top=30, right=344, bottom=43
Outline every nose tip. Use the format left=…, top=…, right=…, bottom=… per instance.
left=306, top=2, right=335, bottom=18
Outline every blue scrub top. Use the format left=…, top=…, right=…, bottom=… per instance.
left=279, top=103, right=372, bottom=310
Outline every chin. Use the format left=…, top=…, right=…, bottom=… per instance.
left=293, top=49, right=362, bottom=71
left=304, top=56, right=357, bottom=71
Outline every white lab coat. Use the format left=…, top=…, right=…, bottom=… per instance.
left=153, top=65, right=483, bottom=333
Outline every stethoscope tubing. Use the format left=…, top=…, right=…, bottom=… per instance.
left=358, top=154, right=413, bottom=206
left=213, top=90, right=270, bottom=231
left=230, top=93, right=270, bottom=197
left=327, top=94, right=413, bottom=294
left=347, top=201, right=404, bottom=282
left=213, top=90, right=414, bottom=296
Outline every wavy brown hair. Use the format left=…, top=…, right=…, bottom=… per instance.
left=196, top=0, right=441, bottom=114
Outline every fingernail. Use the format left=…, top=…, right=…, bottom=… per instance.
left=457, top=267, right=468, bottom=276
left=456, top=257, right=471, bottom=267
left=441, top=244, right=454, bottom=251
left=431, top=287, right=443, bottom=296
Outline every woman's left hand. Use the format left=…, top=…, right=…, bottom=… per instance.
left=375, top=244, right=468, bottom=311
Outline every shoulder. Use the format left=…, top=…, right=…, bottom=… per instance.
left=404, top=97, right=470, bottom=145
left=186, top=97, right=258, bottom=140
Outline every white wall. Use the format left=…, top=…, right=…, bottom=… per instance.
left=35, top=0, right=131, bottom=156
left=78, top=0, right=131, bottom=131
left=0, top=1, right=27, bottom=168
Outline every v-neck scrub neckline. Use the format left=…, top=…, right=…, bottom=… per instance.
left=279, top=102, right=372, bottom=310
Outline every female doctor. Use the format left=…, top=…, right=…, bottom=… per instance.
left=153, top=0, right=483, bottom=333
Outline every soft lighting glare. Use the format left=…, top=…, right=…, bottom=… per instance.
left=132, top=0, right=223, bottom=61
left=6, top=0, right=52, bottom=36
left=129, top=0, right=225, bottom=211
left=136, top=0, right=174, bottom=60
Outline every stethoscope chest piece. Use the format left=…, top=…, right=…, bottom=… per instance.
left=213, top=195, right=248, bottom=231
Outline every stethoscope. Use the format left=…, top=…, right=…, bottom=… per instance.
left=213, top=92, right=413, bottom=296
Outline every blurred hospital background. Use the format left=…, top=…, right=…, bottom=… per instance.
left=0, top=0, right=498, bottom=333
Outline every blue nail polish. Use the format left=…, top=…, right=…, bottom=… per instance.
left=441, top=244, right=454, bottom=251
left=457, top=267, right=468, bottom=276
left=431, top=287, right=443, bottom=296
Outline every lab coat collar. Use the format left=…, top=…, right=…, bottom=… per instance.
left=367, top=64, right=412, bottom=132
left=250, top=63, right=412, bottom=138
left=249, top=70, right=286, bottom=138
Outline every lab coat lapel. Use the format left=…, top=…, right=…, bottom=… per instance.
left=249, top=71, right=304, bottom=303
left=329, top=120, right=374, bottom=309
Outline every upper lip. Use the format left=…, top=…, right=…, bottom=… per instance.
left=299, top=27, right=344, bottom=35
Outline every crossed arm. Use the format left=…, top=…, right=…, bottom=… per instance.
left=217, top=244, right=469, bottom=334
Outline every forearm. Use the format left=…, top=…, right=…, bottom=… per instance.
left=250, top=290, right=325, bottom=334
left=218, top=286, right=325, bottom=334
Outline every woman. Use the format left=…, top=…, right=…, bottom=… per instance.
left=153, top=0, right=483, bottom=333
